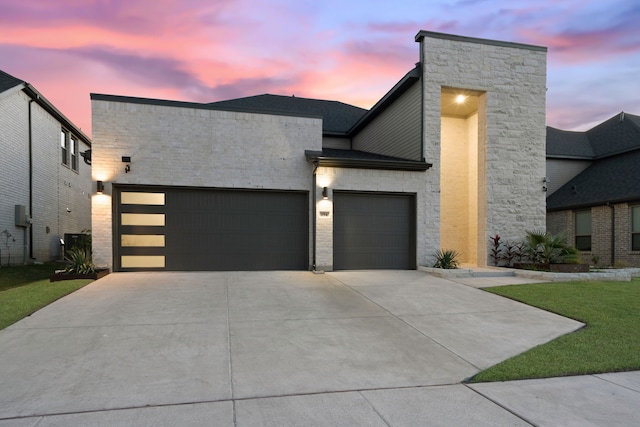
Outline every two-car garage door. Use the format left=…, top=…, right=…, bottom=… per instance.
left=114, top=186, right=416, bottom=271
left=115, top=186, right=308, bottom=271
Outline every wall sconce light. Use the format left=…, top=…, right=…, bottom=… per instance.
left=122, top=156, right=131, bottom=173
left=322, top=187, right=328, bottom=199
left=542, top=177, right=548, bottom=192
left=96, top=180, right=104, bottom=194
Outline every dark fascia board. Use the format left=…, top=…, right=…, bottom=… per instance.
left=546, top=154, right=594, bottom=160
left=347, top=66, right=420, bottom=135
left=305, top=150, right=431, bottom=171
left=548, top=146, right=640, bottom=161
left=547, top=197, right=640, bottom=212
left=415, top=30, right=547, bottom=52
left=90, top=93, right=323, bottom=121
left=23, top=84, right=91, bottom=146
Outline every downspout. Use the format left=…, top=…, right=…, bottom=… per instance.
left=28, top=98, right=35, bottom=262
left=608, top=203, right=615, bottom=266
left=311, top=160, right=319, bottom=271
left=418, top=62, right=424, bottom=162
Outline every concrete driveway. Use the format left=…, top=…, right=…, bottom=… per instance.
left=0, top=270, right=589, bottom=425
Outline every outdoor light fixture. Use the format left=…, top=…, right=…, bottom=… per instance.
left=122, top=156, right=131, bottom=173
left=542, top=177, right=548, bottom=192
left=455, top=94, right=466, bottom=104
left=96, top=180, right=104, bottom=194
left=322, top=187, right=328, bottom=199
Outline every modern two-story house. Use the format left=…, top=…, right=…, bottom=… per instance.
left=0, top=70, right=92, bottom=265
left=91, top=31, right=548, bottom=272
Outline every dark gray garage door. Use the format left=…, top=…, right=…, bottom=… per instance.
left=333, top=192, right=416, bottom=270
left=115, top=186, right=308, bottom=271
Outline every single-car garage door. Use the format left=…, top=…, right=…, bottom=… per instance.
left=115, top=186, right=308, bottom=271
left=333, top=191, right=416, bottom=270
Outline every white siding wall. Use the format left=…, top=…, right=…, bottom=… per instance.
left=546, top=158, right=592, bottom=195
left=0, top=89, right=29, bottom=265
left=0, top=89, right=91, bottom=264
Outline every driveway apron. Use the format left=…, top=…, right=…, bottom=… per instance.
left=0, top=270, right=583, bottom=425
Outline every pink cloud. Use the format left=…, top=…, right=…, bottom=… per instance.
left=519, top=27, right=640, bottom=64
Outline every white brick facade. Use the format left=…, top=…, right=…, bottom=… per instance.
left=418, top=32, right=547, bottom=265
left=0, top=88, right=91, bottom=265
left=92, top=31, right=548, bottom=271
left=91, top=100, right=323, bottom=268
left=314, top=167, right=429, bottom=270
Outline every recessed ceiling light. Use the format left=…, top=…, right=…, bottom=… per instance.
left=455, top=94, right=466, bottom=104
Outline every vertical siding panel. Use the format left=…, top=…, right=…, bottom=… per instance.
left=352, top=82, right=421, bottom=160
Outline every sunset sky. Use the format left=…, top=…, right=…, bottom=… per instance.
left=1, top=0, right=638, bottom=136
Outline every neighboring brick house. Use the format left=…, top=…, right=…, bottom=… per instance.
left=0, top=69, right=92, bottom=265
left=546, top=112, right=640, bottom=267
left=91, top=31, right=548, bottom=272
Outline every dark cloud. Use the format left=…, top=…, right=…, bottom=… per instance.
left=206, top=77, right=300, bottom=102
left=67, top=46, right=200, bottom=88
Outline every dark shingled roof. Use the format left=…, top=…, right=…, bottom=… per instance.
left=586, top=112, right=640, bottom=157
left=547, top=149, right=640, bottom=210
left=546, top=127, right=593, bottom=158
left=547, top=112, right=640, bottom=160
left=209, top=94, right=367, bottom=134
left=547, top=111, right=640, bottom=209
left=0, top=69, right=24, bottom=93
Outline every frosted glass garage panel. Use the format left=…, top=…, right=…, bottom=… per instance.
left=121, top=255, right=165, bottom=268
left=121, top=192, right=165, bottom=205
left=121, top=213, right=165, bottom=226
left=121, top=234, right=165, bottom=247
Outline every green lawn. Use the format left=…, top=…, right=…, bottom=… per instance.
left=0, top=264, right=92, bottom=330
left=470, top=279, right=640, bottom=382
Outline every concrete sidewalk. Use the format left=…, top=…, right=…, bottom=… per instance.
left=0, top=270, right=636, bottom=426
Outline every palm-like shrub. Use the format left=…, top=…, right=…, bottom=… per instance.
left=432, top=249, right=460, bottom=269
left=524, top=230, right=578, bottom=264
left=64, top=247, right=96, bottom=274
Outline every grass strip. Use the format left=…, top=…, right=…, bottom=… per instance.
left=1, top=264, right=92, bottom=330
left=1, top=278, right=91, bottom=330
left=470, top=279, right=640, bottom=382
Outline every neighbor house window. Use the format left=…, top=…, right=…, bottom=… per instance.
left=70, top=135, right=78, bottom=171
left=575, top=210, right=592, bottom=251
left=60, top=129, right=69, bottom=166
left=633, top=206, right=640, bottom=251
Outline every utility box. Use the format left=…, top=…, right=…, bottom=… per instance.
left=15, top=205, right=26, bottom=227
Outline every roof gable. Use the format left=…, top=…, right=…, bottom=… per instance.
left=547, top=149, right=640, bottom=210
left=546, top=126, right=593, bottom=158
left=0, top=69, right=24, bottom=93
left=547, top=112, right=640, bottom=160
left=586, top=112, right=640, bottom=157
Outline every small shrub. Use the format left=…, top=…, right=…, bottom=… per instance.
left=64, top=247, right=95, bottom=274
left=524, top=230, right=568, bottom=264
left=561, top=246, right=582, bottom=264
left=614, top=260, right=628, bottom=268
left=489, top=235, right=502, bottom=266
left=501, top=240, right=524, bottom=267
left=432, top=249, right=460, bottom=269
